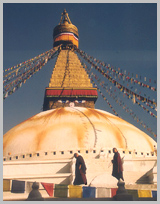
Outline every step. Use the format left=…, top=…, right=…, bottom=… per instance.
left=4, top=173, right=72, bottom=180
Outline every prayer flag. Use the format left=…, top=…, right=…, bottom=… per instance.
left=54, top=184, right=68, bottom=198
left=127, top=189, right=138, bottom=198
left=11, top=180, right=25, bottom=193
left=138, top=190, right=152, bottom=197
left=41, top=182, right=54, bottom=197
left=111, top=188, right=117, bottom=197
left=3, top=179, right=11, bottom=191
left=96, top=187, right=111, bottom=198
left=152, top=191, right=157, bottom=198
left=82, top=186, right=96, bottom=198
left=68, top=185, right=82, bottom=198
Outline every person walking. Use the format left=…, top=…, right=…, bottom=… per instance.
left=112, top=147, right=124, bottom=182
left=73, top=153, right=87, bottom=185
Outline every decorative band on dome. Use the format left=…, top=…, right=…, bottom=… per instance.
left=53, top=24, right=79, bottom=38
left=45, top=88, right=98, bottom=97
left=54, top=32, right=79, bottom=48
left=54, top=32, right=79, bottom=41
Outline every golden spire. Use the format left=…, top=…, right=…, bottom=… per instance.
left=59, top=9, right=72, bottom=25
left=43, top=10, right=98, bottom=110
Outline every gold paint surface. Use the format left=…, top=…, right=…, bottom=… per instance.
left=49, top=50, right=93, bottom=88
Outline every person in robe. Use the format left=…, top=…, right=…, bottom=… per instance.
left=73, top=153, right=87, bottom=185
left=111, top=147, right=124, bottom=182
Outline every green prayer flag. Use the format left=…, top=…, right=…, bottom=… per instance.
left=54, top=184, right=68, bottom=198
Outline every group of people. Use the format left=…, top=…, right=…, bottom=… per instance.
left=27, top=148, right=123, bottom=200
left=73, top=147, right=124, bottom=186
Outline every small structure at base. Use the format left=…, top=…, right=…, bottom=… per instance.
left=113, top=181, right=133, bottom=201
left=26, top=182, right=44, bottom=201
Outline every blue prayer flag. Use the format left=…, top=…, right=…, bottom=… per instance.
left=82, top=186, right=96, bottom=198
left=152, top=191, right=157, bottom=198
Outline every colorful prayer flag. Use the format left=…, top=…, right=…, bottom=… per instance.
left=127, top=189, right=138, bottom=198
left=68, top=185, right=82, bottom=198
left=152, top=191, right=157, bottom=198
left=96, top=187, right=111, bottom=198
left=82, top=186, right=96, bottom=198
left=11, top=180, right=25, bottom=193
left=111, top=188, right=118, bottom=197
left=138, top=190, right=152, bottom=197
left=54, top=184, right=68, bottom=198
left=41, top=182, right=54, bottom=197
left=3, top=179, right=11, bottom=191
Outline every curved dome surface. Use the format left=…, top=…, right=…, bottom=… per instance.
left=3, top=107, right=156, bottom=156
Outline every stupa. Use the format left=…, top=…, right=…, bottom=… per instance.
left=3, top=9, right=157, bottom=200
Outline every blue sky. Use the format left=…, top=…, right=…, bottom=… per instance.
left=3, top=2, right=157, bottom=141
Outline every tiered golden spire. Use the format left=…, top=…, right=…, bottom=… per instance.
left=49, top=50, right=92, bottom=88
left=43, top=10, right=98, bottom=111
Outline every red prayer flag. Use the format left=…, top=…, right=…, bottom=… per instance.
left=111, top=188, right=118, bottom=197
left=41, top=182, right=54, bottom=197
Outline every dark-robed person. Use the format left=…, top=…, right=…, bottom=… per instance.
left=73, top=153, right=87, bottom=185
left=112, top=147, right=124, bottom=181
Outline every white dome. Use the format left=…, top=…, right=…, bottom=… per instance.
left=3, top=107, right=156, bottom=156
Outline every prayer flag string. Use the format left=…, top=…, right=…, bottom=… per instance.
left=3, top=48, right=57, bottom=83
left=80, top=61, right=157, bottom=113
left=76, top=49, right=157, bottom=91
left=82, top=61, right=157, bottom=137
left=76, top=49, right=157, bottom=107
left=3, top=178, right=157, bottom=199
left=3, top=48, right=56, bottom=74
left=3, top=48, right=59, bottom=100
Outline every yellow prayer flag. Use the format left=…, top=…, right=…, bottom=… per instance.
left=138, top=190, right=152, bottom=197
left=68, top=185, right=82, bottom=198
left=3, top=179, right=11, bottom=191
